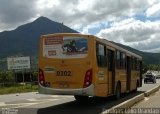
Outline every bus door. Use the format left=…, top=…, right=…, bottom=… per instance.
left=127, top=56, right=131, bottom=91
left=107, top=49, right=115, bottom=95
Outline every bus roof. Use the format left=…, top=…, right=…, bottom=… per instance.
left=41, top=33, right=142, bottom=60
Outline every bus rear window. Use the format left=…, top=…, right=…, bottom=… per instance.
left=43, top=36, right=88, bottom=58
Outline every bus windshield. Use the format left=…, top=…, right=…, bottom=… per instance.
left=43, top=36, right=88, bottom=58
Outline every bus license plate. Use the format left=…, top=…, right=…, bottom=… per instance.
left=56, top=71, right=71, bottom=76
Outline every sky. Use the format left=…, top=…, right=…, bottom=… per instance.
left=0, top=0, right=160, bottom=52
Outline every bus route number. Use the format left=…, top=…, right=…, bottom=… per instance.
left=56, top=71, right=71, bottom=76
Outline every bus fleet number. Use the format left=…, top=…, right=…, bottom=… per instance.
left=56, top=71, right=71, bottom=76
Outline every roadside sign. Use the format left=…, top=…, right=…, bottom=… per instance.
left=7, top=57, right=30, bottom=70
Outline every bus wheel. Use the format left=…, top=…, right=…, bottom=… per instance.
left=115, top=83, right=121, bottom=100
left=74, top=95, right=89, bottom=101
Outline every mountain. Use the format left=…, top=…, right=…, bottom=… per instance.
left=0, top=16, right=160, bottom=68
left=111, top=42, right=160, bottom=64
left=0, top=16, right=77, bottom=58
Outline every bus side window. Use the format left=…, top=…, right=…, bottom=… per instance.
left=117, top=51, right=126, bottom=69
left=120, top=52, right=123, bottom=69
left=123, top=53, right=126, bottom=69
left=120, top=52, right=126, bottom=69
left=137, top=60, right=140, bottom=71
left=131, top=57, right=135, bottom=70
left=116, top=51, right=120, bottom=69
left=136, top=59, right=140, bottom=71
left=107, top=50, right=113, bottom=71
left=96, top=43, right=107, bottom=67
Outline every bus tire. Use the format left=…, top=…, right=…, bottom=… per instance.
left=115, top=83, right=121, bottom=100
left=74, top=95, right=89, bottom=101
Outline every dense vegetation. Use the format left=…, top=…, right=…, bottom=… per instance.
left=0, top=70, right=38, bottom=94
left=0, top=84, right=38, bottom=94
left=143, top=64, right=160, bottom=73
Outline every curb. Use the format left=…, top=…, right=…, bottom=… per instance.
left=144, top=85, right=160, bottom=97
left=102, top=94, right=144, bottom=114
left=102, top=85, right=160, bottom=114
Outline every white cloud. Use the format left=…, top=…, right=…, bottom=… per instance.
left=37, top=0, right=60, bottom=9
left=81, top=22, right=107, bottom=34
left=33, top=0, right=151, bottom=30
left=0, top=0, right=152, bottom=31
left=77, top=0, right=96, bottom=12
left=146, top=2, right=160, bottom=17
left=130, top=33, right=160, bottom=52
left=0, top=0, right=37, bottom=31
left=0, top=0, right=160, bottom=52
left=97, top=19, right=160, bottom=52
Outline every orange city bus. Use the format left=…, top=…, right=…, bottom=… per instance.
left=38, top=33, right=142, bottom=100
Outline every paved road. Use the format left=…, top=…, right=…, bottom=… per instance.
left=138, top=79, right=160, bottom=92
left=133, top=89, right=160, bottom=108
left=0, top=79, right=160, bottom=114
left=126, top=82, right=160, bottom=114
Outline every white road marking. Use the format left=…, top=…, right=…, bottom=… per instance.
left=0, top=99, right=59, bottom=108
left=0, top=95, right=74, bottom=108
left=50, top=95, right=73, bottom=98
left=26, top=98, right=59, bottom=102
left=14, top=99, right=59, bottom=108
left=26, top=98, right=37, bottom=101
left=0, top=102, right=5, bottom=106
left=0, top=102, right=37, bottom=107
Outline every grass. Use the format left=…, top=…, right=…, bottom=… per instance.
left=0, top=84, right=38, bottom=95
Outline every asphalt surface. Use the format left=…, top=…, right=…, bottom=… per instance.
left=124, top=80, right=160, bottom=114
left=133, top=89, right=160, bottom=108
left=0, top=79, right=160, bottom=114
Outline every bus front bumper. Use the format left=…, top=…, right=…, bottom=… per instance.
left=39, top=84, right=95, bottom=96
